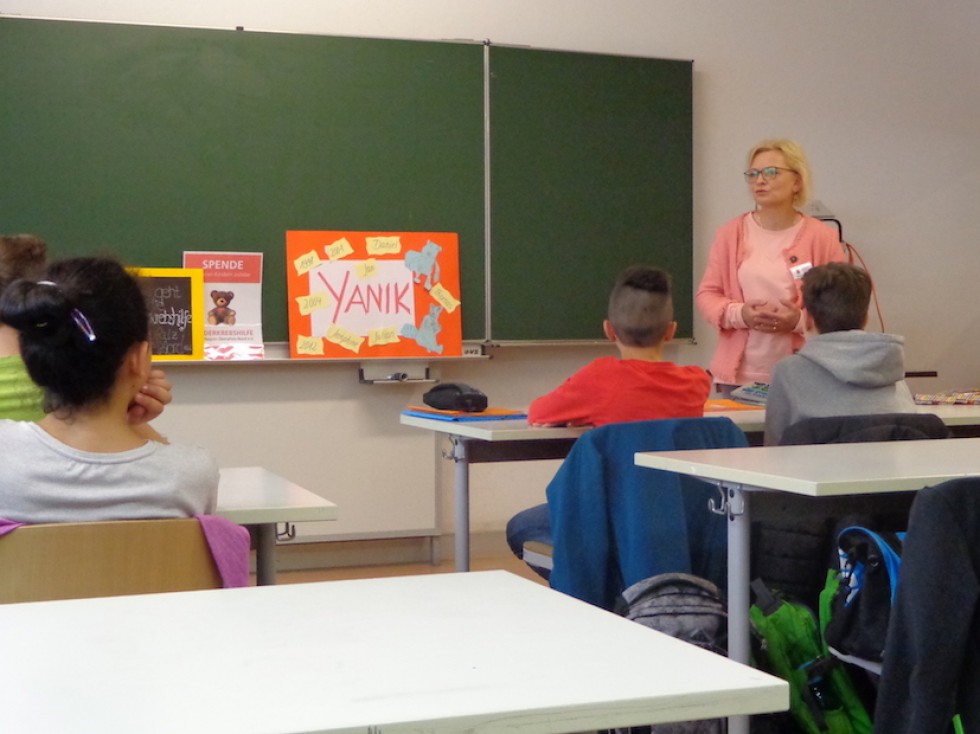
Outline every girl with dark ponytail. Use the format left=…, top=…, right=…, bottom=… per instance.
left=0, top=235, right=173, bottom=422
left=0, top=257, right=217, bottom=522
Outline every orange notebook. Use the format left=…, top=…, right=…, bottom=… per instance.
left=704, top=399, right=765, bottom=412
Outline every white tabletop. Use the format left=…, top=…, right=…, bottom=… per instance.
left=400, top=412, right=764, bottom=440
left=919, top=402, right=980, bottom=426
left=401, top=405, right=980, bottom=443
left=0, top=571, right=787, bottom=733
left=703, top=408, right=766, bottom=433
left=636, top=436, right=980, bottom=497
left=399, top=413, right=587, bottom=441
left=696, top=404, right=980, bottom=435
left=215, top=466, right=338, bottom=524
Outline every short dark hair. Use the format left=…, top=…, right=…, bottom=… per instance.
left=0, top=234, right=48, bottom=294
left=802, top=262, right=872, bottom=333
left=607, top=265, right=673, bottom=347
left=0, top=256, right=150, bottom=414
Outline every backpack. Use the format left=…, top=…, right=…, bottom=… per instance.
left=750, top=579, right=872, bottom=734
left=822, top=527, right=903, bottom=668
left=615, top=572, right=727, bottom=655
left=608, top=573, right=727, bottom=734
left=821, top=527, right=967, bottom=734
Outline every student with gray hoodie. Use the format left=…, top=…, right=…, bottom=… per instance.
left=764, top=262, right=915, bottom=446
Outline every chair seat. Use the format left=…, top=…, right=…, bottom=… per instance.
left=522, top=540, right=554, bottom=573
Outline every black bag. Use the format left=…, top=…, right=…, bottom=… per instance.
left=422, top=382, right=487, bottom=412
left=823, top=526, right=903, bottom=665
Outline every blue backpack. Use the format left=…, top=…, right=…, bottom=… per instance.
left=822, top=526, right=966, bottom=734
left=823, top=526, right=903, bottom=666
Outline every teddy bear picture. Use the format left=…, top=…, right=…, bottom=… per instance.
left=208, top=290, right=237, bottom=325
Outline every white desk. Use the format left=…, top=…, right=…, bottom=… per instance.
left=700, top=404, right=980, bottom=440
left=0, top=570, right=787, bottom=733
left=401, top=407, right=980, bottom=571
left=216, top=466, right=338, bottom=585
left=919, top=403, right=980, bottom=434
left=708, top=403, right=980, bottom=440
left=399, top=415, right=586, bottom=571
left=635, top=437, right=980, bottom=734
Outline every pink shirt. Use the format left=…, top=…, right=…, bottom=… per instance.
left=696, top=212, right=846, bottom=386
left=736, top=215, right=803, bottom=383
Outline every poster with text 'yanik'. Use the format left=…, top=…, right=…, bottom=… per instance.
left=285, top=231, right=462, bottom=359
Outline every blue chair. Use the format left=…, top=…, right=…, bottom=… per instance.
left=513, top=417, right=748, bottom=611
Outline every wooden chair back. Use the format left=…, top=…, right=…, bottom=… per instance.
left=0, top=518, right=223, bottom=604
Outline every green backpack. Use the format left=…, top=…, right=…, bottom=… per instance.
left=750, top=578, right=872, bottom=734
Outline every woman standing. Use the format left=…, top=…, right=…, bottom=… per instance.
left=696, top=139, right=845, bottom=394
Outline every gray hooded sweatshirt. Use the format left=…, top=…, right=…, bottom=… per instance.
left=764, top=330, right=916, bottom=445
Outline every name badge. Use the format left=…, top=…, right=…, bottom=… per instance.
left=790, top=261, right=813, bottom=280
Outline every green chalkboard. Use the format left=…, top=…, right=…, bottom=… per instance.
left=0, top=18, right=485, bottom=342
left=0, top=19, right=692, bottom=345
left=488, top=46, right=693, bottom=341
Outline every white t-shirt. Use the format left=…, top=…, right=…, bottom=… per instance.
left=0, top=420, right=218, bottom=523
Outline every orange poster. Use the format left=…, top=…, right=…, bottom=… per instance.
left=286, top=231, right=463, bottom=359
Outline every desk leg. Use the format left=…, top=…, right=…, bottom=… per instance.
left=451, top=438, right=470, bottom=572
left=255, top=523, right=277, bottom=586
left=727, top=484, right=752, bottom=734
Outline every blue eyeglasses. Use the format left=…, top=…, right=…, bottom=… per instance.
left=743, top=166, right=794, bottom=182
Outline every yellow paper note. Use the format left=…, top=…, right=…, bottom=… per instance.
left=366, top=236, right=402, bottom=256
left=325, top=237, right=355, bottom=261
left=326, top=324, right=364, bottom=354
left=429, top=282, right=461, bottom=313
left=368, top=326, right=400, bottom=347
left=296, top=292, right=330, bottom=316
left=293, top=249, right=322, bottom=276
left=296, top=335, right=325, bottom=356
left=356, top=259, right=379, bottom=280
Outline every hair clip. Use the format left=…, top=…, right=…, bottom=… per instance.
left=36, top=280, right=58, bottom=287
left=70, top=308, right=97, bottom=343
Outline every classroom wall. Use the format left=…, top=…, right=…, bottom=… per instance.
left=5, top=1, right=979, bottom=556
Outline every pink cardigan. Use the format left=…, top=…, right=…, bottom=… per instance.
left=696, top=212, right=846, bottom=385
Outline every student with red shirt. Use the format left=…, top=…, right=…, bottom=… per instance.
left=528, top=265, right=709, bottom=427
left=510, top=265, right=710, bottom=572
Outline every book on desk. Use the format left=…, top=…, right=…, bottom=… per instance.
left=402, top=406, right=528, bottom=422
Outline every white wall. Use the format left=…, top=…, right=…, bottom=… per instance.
left=5, top=1, right=979, bottom=548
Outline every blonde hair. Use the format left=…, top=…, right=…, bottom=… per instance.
left=747, top=139, right=812, bottom=207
